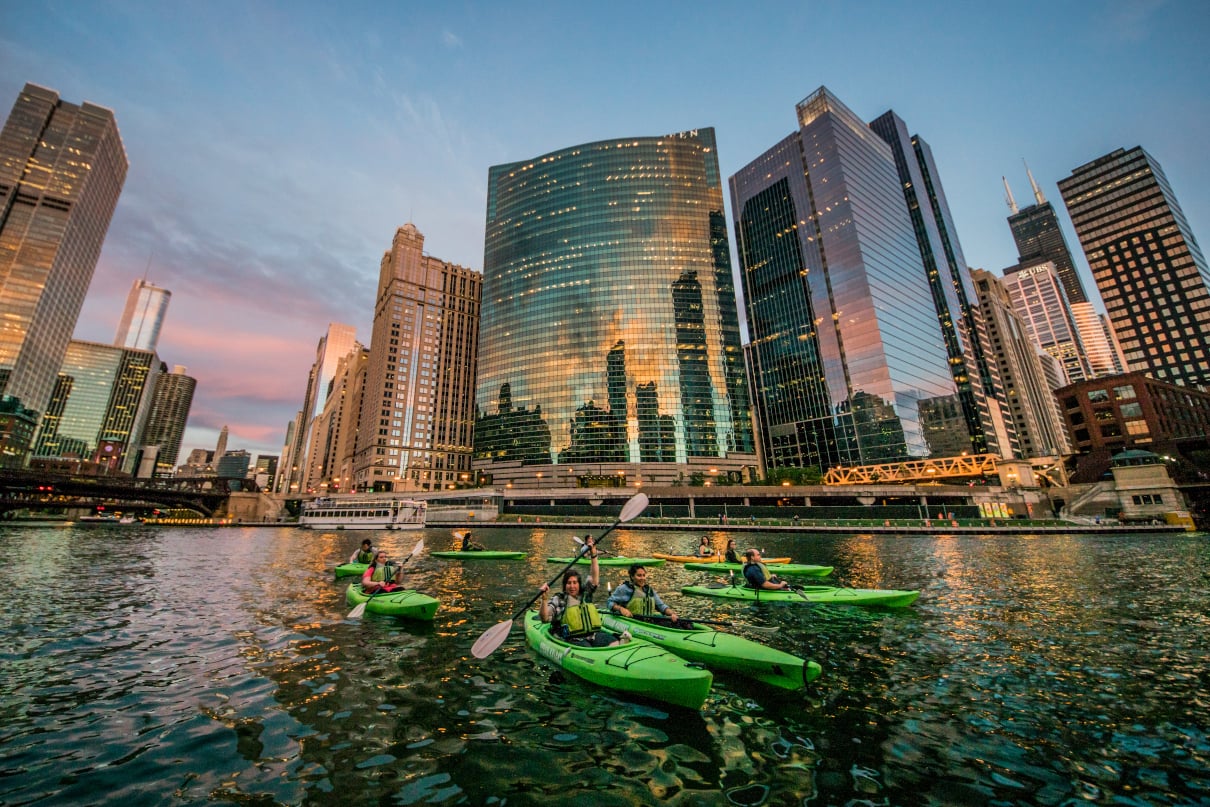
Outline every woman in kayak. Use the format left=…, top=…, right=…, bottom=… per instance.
left=349, top=538, right=376, bottom=564
left=458, top=531, right=485, bottom=552
left=723, top=538, right=740, bottom=564
left=607, top=564, right=681, bottom=623
left=694, top=536, right=714, bottom=557
left=361, top=550, right=406, bottom=594
left=742, top=549, right=789, bottom=591
left=538, top=536, right=622, bottom=647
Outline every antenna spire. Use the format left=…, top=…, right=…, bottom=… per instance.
left=1024, top=160, right=1046, bottom=205
left=1002, top=176, right=1018, bottom=215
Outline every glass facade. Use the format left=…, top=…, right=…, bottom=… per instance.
left=1007, top=201, right=1088, bottom=305
left=141, top=364, right=197, bottom=472
left=477, top=128, right=754, bottom=486
left=1058, top=147, right=1210, bottom=390
left=1001, top=261, right=1091, bottom=384
left=115, top=279, right=171, bottom=352
left=730, top=87, right=961, bottom=473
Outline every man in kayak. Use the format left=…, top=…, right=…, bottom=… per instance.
left=458, top=531, right=485, bottom=552
left=348, top=538, right=376, bottom=564
left=743, top=549, right=790, bottom=591
left=361, top=550, right=406, bottom=594
left=538, top=536, right=624, bottom=647
left=607, top=564, right=680, bottom=623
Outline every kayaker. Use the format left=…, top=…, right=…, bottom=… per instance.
left=538, top=536, right=623, bottom=647
left=723, top=538, right=740, bottom=564
left=349, top=538, right=376, bottom=564
left=607, top=564, right=680, bottom=623
left=458, top=531, right=485, bottom=552
left=694, top=536, right=714, bottom=557
left=361, top=550, right=406, bottom=594
left=742, top=549, right=789, bottom=591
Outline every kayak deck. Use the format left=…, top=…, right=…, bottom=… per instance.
left=344, top=583, right=440, bottom=620
left=683, top=561, right=833, bottom=577
left=600, top=613, right=821, bottom=689
left=334, top=562, right=368, bottom=579
left=430, top=550, right=526, bottom=560
left=523, top=612, right=712, bottom=709
left=681, top=583, right=919, bottom=608
left=546, top=556, right=666, bottom=567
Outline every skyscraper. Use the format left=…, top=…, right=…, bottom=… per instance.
left=115, top=278, right=171, bottom=352
left=141, top=364, right=197, bottom=474
left=1058, top=147, right=1210, bottom=390
left=870, top=109, right=1007, bottom=458
left=1000, top=261, right=1091, bottom=384
left=731, top=88, right=961, bottom=474
left=353, top=224, right=480, bottom=492
left=1004, top=166, right=1089, bottom=305
left=0, top=84, right=127, bottom=457
left=478, top=128, right=755, bottom=487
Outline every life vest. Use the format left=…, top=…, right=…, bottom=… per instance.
left=618, top=580, right=658, bottom=615
left=356, top=549, right=375, bottom=563
left=743, top=561, right=771, bottom=588
left=725, top=549, right=739, bottom=563
left=552, top=595, right=602, bottom=637
left=369, top=562, right=397, bottom=582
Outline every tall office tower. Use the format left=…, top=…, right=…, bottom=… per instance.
left=214, top=425, right=228, bottom=462
left=0, top=84, right=127, bottom=453
left=1070, top=302, right=1126, bottom=377
left=970, top=270, right=1071, bottom=458
left=305, top=343, right=366, bottom=493
left=1058, top=146, right=1210, bottom=390
left=730, top=88, right=961, bottom=474
left=274, top=416, right=300, bottom=492
left=32, top=340, right=160, bottom=472
left=1000, top=261, right=1091, bottom=384
left=1004, top=167, right=1089, bottom=305
left=141, top=364, right=196, bottom=474
left=869, top=110, right=1006, bottom=458
left=115, top=278, right=171, bottom=352
left=353, top=224, right=480, bottom=492
left=478, top=128, right=755, bottom=488
left=279, top=322, right=357, bottom=494
left=253, top=454, right=278, bottom=489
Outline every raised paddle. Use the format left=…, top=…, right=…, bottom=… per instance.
left=348, top=538, right=425, bottom=618
left=572, top=535, right=618, bottom=556
left=471, top=492, right=649, bottom=659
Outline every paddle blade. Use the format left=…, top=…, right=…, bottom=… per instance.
left=452, top=531, right=466, bottom=540
left=471, top=620, right=514, bottom=659
left=348, top=601, right=368, bottom=619
left=410, top=538, right=426, bottom=558
left=619, top=492, right=649, bottom=523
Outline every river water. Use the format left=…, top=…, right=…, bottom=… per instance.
left=0, top=524, right=1206, bottom=806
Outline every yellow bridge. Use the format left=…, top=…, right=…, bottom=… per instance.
left=822, top=454, right=1001, bottom=485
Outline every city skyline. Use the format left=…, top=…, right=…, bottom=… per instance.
left=2, top=1, right=1207, bottom=460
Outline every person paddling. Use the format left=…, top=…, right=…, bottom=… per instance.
left=349, top=538, right=376, bottom=564
left=742, top=549, right=789, bottom=591
left=608, top=563, right=681, bottom=624
left=538, top=536, right=623, bottom=647
left=459, top=531, right=485, bottom=552
left=361, top=550, right=406, bottom=594
left=694, top=536, right=714, bottom=557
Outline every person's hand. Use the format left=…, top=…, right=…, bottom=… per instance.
left=615, top=606, right=631, bottom=617
left=539, top=583, right=549, bottom=595
left=665, top=610, right=678, bottom=621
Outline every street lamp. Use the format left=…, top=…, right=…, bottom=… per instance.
left=536, top=471, right=543, bottom=489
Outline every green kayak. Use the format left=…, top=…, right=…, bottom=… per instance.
left=344, top=583, right=440, bottom=620
left=430, top=550, right=526, bottom=560
left=546, top=556, right=666, bottom=567
left=523, top=612, right=712, bottom=709
left=683, top=561, right=833, bottom=577
left=599, top=613, right=821, bottom=690
left=681, top=582, right=919, bottom=608
left=334, top=562, right=368, bottom=579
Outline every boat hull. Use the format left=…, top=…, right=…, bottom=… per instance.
left=334, top=562, right=368, bottom=579
left=599, top=613, right=820, bottom=690
left=430, top=550, right=526, bottom=560
left=683, top=561, right=833, bottom=577
left=523, top=613, right=712, bottom=709
left=653, top=553, right=792, bottom=564
left=344, top=584, right=440, bottom=620
left=681, top=583, right=919, bottom=608
left=546, top=556, right=666, bottom=567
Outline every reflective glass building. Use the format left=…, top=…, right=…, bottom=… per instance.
left=730, top=88, right=961, bottom=473
left=478, top=128, right=754, bottom=487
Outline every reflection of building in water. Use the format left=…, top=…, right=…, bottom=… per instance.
left=474, top=383, right=552, bottom=466
left=731, top=87, right=961, bottom=473
left=476, top=128, right=755, bottom=487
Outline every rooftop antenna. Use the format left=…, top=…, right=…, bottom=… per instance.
left=1024, top=160, right=1046, bottom=205
left=142, top=253, right=152, bottom=283
left=1002, top=176, right=1019, bottom=215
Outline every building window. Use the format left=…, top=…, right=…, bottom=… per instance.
left=1113, top=385, right=1136, bottom=400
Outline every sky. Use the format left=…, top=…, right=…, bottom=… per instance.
left=2, top=1, right=1208, bottom=462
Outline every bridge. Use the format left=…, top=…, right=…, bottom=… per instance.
left=0, top=469, right=243, bottom=518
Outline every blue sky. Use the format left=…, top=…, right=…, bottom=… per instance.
left=3, top=0, right=1208, bottom=461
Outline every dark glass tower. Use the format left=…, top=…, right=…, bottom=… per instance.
left=1005, top=182, right=1088, bottom=306
left=730, top=88, right=962, bottom=474
left=869, top=110, right=1008, bottom=458
left=1058, top=147, right=1210, bottom=390
left=478, top=128, right=755, bottom=487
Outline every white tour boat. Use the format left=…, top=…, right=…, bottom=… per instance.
left=299, top=496, right=427, bottom=530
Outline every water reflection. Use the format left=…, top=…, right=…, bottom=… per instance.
left=0, top=524, right=1206, bottom=805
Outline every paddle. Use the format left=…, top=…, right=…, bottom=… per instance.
left=573, top=535, right=618, bottom=556
left=348, top=539, right=425, bottom=618
left=471, top=492, right=649, bottom=659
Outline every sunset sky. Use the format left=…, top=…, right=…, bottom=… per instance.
left=3, top=1, right=1207, bottom=461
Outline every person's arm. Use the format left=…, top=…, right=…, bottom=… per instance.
left=651, top=589, right=677, bottom=621
left=606, top=583, right=631, bottom=617
left=361, top=566, right=377, bottom=592
left=538, top=584, right=552, bottom=622
left=588, top=548, right=600, bottom=589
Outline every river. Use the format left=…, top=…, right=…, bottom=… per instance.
left=0, top=524, right=1206, bottom=806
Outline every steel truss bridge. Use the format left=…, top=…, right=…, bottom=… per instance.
left=0, top=469, right=240, bottom=518
left=822, top=454, right=1070, bottom=486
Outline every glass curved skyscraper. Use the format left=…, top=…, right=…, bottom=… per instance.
left=477, top=128, right=755, bottom=487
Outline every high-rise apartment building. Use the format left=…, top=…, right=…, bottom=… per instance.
left=307, top=344, right=367, bottom=493
left=870, top=110, right=1008, bottom=458
left=1070, top=302, right=1126, bottom=378
left=140, top=364, right=196, bottom=474
left=970, top=269, right=1071, bottom=458
left=115, top=278, right=171, bottom=352
left=730, top=88, right=962, bottom=474
left=1000, top=261, right=1091, bottom=384
left=0, top=84, right=127, bottom=460
left=478, top=128, right=755, bottom=487
left=353, top=225, right=480, bottom=492
left=1058, top=147, right=1210, bottom=390
left=1004, top=167, right=1089, bottom=305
